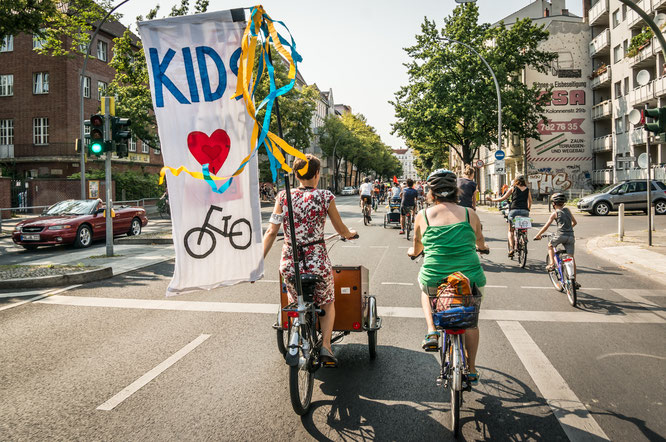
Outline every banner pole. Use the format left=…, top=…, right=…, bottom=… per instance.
left=268, top=48, right=304, bottom=300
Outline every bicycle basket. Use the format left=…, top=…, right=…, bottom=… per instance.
left=513, top=217, right=532, bottom=229
left=432, top=305, right=480, bottom=330
left=430, top=273, right=481, bottom=330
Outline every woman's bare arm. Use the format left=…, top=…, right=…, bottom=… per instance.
left=262, top=198, right=283, bottom=258
left=492, top=187, right=513, bottom=202
left=408, top=211, right=425, bottom=257
left=528, top=189, right=533, bottom=211
left=327, top=200, right=356, bottom=239
left=468, top=209, right=488, bottom=251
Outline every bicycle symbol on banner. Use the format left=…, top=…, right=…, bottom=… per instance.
left=184, top=205, right=252, bottom=259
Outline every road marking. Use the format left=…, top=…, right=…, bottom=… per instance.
left=380, top=282, right=414, bottom=286
left=612, top=289, right=666, bottom=320
left=369, top=245, right=389, bottom=249
left=97, top=334, right=210, bottom=411
left=485, top=285, right=508, bottom=288
left=0, top=289, right=47, bottom=299
left=341, top=245, right=360, bottom=248
left=498, top=321, right=610, bottom=441
left=0, top=285, right=80, bottom=312
left=37, top=296, right=666, bottom=324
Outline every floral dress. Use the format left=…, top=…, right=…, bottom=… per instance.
left=279, top=188, right=335, bottom=305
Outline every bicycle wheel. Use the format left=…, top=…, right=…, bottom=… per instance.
left=289, top=323, right=314, bottom=415
left=547, top=254, right=564, bottom=292
left=451, top=387, right=461, bottom=437
left=276, top=307, right=288, bottom=357
left=368, top=330, right=377, bottom=360
left=406, top=216, right=411, bottom=240
left=363, top=206, right=370, bottom=226
left=229, top=218, right=252, bottom=250
left=518, top=233, right=528, bottom=268
left=564, top=268, right=577, bottom=307
left=184, top=228, right=216, bottom=259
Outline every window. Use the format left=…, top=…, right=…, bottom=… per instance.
left=615, top=117, right=624, bottom=134
left=0, top=74, right=13, bottom=96
left=129, top=136, right=136, bottom=152
left=33, top=118, right=49, bottom=145
left=81, top=76, right=90, bottom=98
left=97, top=80, right=107, bottom=100
left=614, top=81, right=622, bottom=98
left=142, top=140, right=149, bottom=154
left=33, top=72, right=49, bottom=94
left=625, top=115, right=630, bottom=130
left=624, top=77, right=630, bottom=95
left=612, top=9, right=620, bottom=28
left=623, top=39, right=628, bottom=57
left=613, top=45, right=622, bottom=63
left=1, top=35, right=13, bottom=52
left=84, top=124, right=90, bottom=145
left=0, top=119, right=13, bottom=145
left=33, top=31, right=46, bottom=49
left=97, top=40, right=108, bottom=62
left=622, top=4, right=627, bottom=20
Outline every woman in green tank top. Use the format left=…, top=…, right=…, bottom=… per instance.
left=407, top=169, right=489, bottom=383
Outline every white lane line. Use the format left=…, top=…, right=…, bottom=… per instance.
left=0, top=285, right=80, bottom=312
left=498, top=321, right=610, bottom=441
left=0, top=289, right=47, bottom=299
left=612, top=289, right=666, bottom=320
left=485, top=285, right=508, bottom=288
left=380, top=282, right=414, bottom=286
left=521, top=286, right=604, bottom=291
left=341, top=245, right=360, bottom=248
left=370, top=245, right=389, bottom=249
left=97, top=334, right=210, bottom=411
left=36, top=296, right=666, bottom=324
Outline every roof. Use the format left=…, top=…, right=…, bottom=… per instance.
left=392, top=149, right=408, bottom=155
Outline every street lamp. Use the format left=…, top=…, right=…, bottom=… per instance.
left=438, top=36, right=502, bottom=153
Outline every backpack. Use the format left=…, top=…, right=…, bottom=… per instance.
left=432, top=272, right=474, bottom=312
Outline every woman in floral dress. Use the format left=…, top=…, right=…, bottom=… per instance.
left=263, top=154, right=357, bottom=364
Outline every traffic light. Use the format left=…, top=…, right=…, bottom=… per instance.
left=84, top=114, right=106, bottom=157
left=644, top=107, right=666, bottom=133
left=111, top=117, right=131, bottom=158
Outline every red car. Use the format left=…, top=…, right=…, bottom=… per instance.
left=12, top=199, right=148, bottom=250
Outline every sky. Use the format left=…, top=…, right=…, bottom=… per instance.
left=117, top=0, right=584, bottom=150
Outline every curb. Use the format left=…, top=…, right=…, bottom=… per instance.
left=0, top=266, right=113, bottom=290
left=586, top=235, right=666, bottom=288
left=116, top=237, right=173, bottom=245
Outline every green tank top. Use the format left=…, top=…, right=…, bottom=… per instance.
left=418, top=208, right=486, bottom=288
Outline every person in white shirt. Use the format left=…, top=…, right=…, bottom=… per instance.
left=359, top=177, right=374, bottom=216
left=390, top=182, right=401, bottom=200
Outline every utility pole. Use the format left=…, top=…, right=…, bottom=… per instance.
left=103, top=97, right=114, bottom=257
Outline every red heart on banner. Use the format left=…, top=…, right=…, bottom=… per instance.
left=187, top=129, right=231, bottom=175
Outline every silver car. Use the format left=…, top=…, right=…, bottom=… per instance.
left=577, top=179, right=666, bottom=216
left=341, top=186, right=355, bottom=196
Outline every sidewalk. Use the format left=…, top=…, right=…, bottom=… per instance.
left=586, top=229, right=666, bottom=288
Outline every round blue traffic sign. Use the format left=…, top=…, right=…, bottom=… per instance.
left=495, top=150, right=505, bottom=160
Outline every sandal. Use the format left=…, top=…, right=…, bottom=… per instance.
left=546, top=264, right=556, bottom=272
left=508, top=250, right=515, bottom=258
left=422, top=331, right=440, bottom=352
left=320, top=347, right=338, bottom=368
left=467, top=370, right=479, bottom=385
left=574, top=281, right=581, bottom=289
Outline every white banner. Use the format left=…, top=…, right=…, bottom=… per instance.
left=138, top=10, right=263, bottom=295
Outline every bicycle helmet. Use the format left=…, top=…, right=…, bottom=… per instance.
left=551, top=193, right=567, bottom=204
left=426, top=169, right=458, bottom=198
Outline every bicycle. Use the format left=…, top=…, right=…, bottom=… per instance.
left=538, top=233, right=577, bottom=307
left=157, top=197, right=171, bottom=219
left=411, top=248, right=488, bottom=437
left=372, top=194, right=379, bottom=212
left=509, top=216, right=531, bottom=268
left=403, top=209, right=413, bottom=240
left=183, top=205, right=252, bottom=258
left=362, top=200, right=372, bottom=226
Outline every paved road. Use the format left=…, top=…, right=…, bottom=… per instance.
left=1, top=196, right=665, bottom=441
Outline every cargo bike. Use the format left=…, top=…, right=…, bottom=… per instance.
left=384, top=198, right=401, bottom=229
left=273, top=262, right=381, bottom=415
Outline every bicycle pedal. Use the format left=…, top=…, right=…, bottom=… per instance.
left=322, top=360, right=337, bottom=368
left=423, top=345, right=440, bottom=352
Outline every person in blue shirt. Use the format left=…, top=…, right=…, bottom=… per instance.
left=400, top=179, right=419, bottom=234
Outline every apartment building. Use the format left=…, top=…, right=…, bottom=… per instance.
left=393, top=148, right=418, bottom=180
left=589, top=0, right=666, bottom=185
left=0, top=21, right=163, bottom=184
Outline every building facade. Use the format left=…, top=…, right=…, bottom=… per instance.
left=393, top=148, right=418, bottom=180
left=0, top=22, right=163, bottom=190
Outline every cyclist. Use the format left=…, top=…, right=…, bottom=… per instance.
left=490, top=176, right=532, bottom=258
left=373, top=180, right=381, bottom=207
left=457, top=165, right=478, bottom=210
left=534, top=193, right=580, bottom=288
left=399, top=179, right=418, bottom=235
left=407, top=169, right=489, bottom=384
left=262, top=154, right=358, bottom=365
left=359, top=177, right=374, bottom=219
left=379, top=181, right=386, bottom=203
left=390, top=181, right=401, bottom=201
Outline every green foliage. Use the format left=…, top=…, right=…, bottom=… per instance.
left=2, top=0, right=115, bottom=57
left=68, top=169, right=164, bottom=200
left=392, top=4, right=556, bottom=168
left=627, top=27, right=652, bottom=58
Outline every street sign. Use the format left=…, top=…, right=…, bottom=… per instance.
left=495, top=150, right=505, bottom=160
left=617, top=156, right=636, bottom=162
left=475, top=159, right=484, bottom=168
left=638, top=152, right=648, bottom=169
left=494, top=159, right=506, bottom=175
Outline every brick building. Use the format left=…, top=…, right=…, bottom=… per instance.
left=0, top=21, right=163, bottom=188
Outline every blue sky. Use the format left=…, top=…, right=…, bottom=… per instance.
left=119, top=0, right=583, bottom=150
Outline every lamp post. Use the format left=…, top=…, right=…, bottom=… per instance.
left=79, top=0, right=131, bottom=199
left=438, top=37, right=502, bottom=155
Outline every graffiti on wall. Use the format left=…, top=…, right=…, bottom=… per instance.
left=527, top=164, right=593, bottom=194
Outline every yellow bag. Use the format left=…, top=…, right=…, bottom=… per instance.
left=432, top=272, right=473, bottom=312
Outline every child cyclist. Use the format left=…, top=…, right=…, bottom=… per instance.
left=534, top=193, right=580, bottom=288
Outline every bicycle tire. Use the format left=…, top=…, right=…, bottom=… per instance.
left=288, top=323, right=315, bottom=415
left=368, top=330, right=377, bottom=360
left=519, top=233, right=528, bottom=268
left=229, top=218, right=252, bottom=250
left=451, top=387, right=461, bottom=438
left=547, top=253, right=564, bottom=292
left=406, top=216, right=411, bottom=240
left=184, top=228, right=216, bottom=259
left=276, top=307, right=288, bottom=357
left=564, top=267, right=577, bottom=307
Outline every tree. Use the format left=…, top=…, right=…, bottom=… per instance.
left=1, top=0, right=114, bottom=57
left=391, top=3, right=556, bottom=168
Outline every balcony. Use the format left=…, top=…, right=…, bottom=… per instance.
left=628, top=0, right=652, bottom=29
left=591, top=66, right=611, bottom=89
left=0, top=145, right=13, bottom=159
left=589, top=0, right=609, bottom=26
left=630, top=80, right=655, bottom=106
left=592, top=169, right=613, bottom=185
left=629, top=41, right=655, bottom=68
left=655, top=75, right=666, bottom=97
left=630, top=127, right=648, bottom=145
left=589, top=29, right=610, bottom=57
left=592, top=135, right=613, bottom=153
left=592, top=100, right=612, bottom=120
left=655, top=0, right=666, bottom=10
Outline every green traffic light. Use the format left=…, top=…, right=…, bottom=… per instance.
left=91, top=142, right=104, bottom=154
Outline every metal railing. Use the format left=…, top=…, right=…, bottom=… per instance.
left=589, top=0, right=609, bottom=25
left=589, top=29, right=610, bottom=58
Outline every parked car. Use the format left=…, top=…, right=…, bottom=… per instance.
left=341, top=186, right=355, bottom=195
left=12, top=199, right=148, bottom=250
left=577, top=180, right=666, bottom=216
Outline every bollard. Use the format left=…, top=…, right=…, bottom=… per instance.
left=652, top=205, right=656, bottom=231
left=618, top=203, right=625, bottom=241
